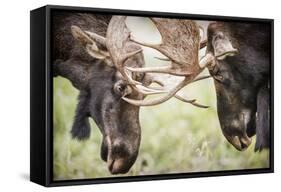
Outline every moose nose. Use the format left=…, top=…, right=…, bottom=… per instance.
left=223, top=112, right=253, bottom=151
left=107, top=157, right=128, bottom=174
left=104, top=137, right=132, bottom=174
left=226, top=134, right=252, bottom=151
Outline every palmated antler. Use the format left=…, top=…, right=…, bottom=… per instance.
left=128, top=18, right=201, bottom=76
left=106, top=16, right=143, bottom=85
left=122, top=18, right=217, bottom=106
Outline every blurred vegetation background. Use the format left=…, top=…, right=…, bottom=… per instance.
left=53, top=17, right=269, bottom=180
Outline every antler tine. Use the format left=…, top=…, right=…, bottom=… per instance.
left=124, top=71, right=168, bottom=95
left=154, top=73, right=210, bottom=108
left=199, top=53, right=217, bottom=69
left=174, top=95, right=209, bottom=108
left=198, top=24, right=208, bottom=49
left=200, top=39, right=207, bottom=49
left=154, top=56, right=170, bottom=61
left=122, top=83, right=210, bottom=107
left=121, top=49, right=143, bottom=64
left=126, top=66, right=172, bottom=74
left=119, top=49, right=144, bottom=85
left=192, top=75, right=212, bottom=83
left=122, top=73, right=211, bottom=107
left=134, top=84, right=167, bottom=95
left=122, top=77, right=190, bottom=106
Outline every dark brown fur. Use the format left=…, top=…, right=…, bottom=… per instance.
left=207, top=22, right=270, bottom=151
left=52, top=12, right=145, bottom=174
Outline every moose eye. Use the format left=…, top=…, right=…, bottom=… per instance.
left=210, top=66, right=231, bottom=86
left=214, top=73, right=232, bottom=87
left=114, top=83, right=125, bottom=93
left=117, top=85, right=125, bottom=92
left=113, top=80, right=132, bottom=96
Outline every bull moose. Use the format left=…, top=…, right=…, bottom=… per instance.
left=205, top=22, right=271, bottom=151
left=53, top=13, right=150, bottom=174
left=53, top=12, right=270, bottom=174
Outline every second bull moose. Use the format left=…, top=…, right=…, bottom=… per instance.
left=206, top=22, right=271, bottom=151
left=53, top=12, right=271, bottom=174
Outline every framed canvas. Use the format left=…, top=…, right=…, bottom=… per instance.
left=30, top=5, right=274, bottom=187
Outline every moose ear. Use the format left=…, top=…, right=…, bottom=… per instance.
left=71, top=25, right=93, bottom=45
left=71, top=25, right=112, bottom=64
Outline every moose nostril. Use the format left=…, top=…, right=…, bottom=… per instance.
left=226, top=134, right=251, bottom=151
left=108, top=159, right=115, bottom=173
left=240, top=135, right=252, bottom=149
left=100, top=136, right=112, bottom=162
left=106, top=140, right=133, bottom=174
left=107, top=157, right=128, bottom=174
left=112, top=141, right=131, bottom=156
left=100, top=139, right=108, bottom=162
left=240, top=141, right=248, bottom=150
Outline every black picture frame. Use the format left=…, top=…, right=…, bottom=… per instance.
left=30, top=4, right=274, bottom=187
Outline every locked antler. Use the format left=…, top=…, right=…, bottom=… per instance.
left=71, top=17, right=216, bottom=107
left=123, top=18, right=216, bottom=106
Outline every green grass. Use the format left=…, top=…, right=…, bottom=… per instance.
left=53, top=73, right=269, bottom=180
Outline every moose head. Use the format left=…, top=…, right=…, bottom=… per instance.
left=205, top=22, right=270, bottom=151
left=54, top=15, right=146, bottom=174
